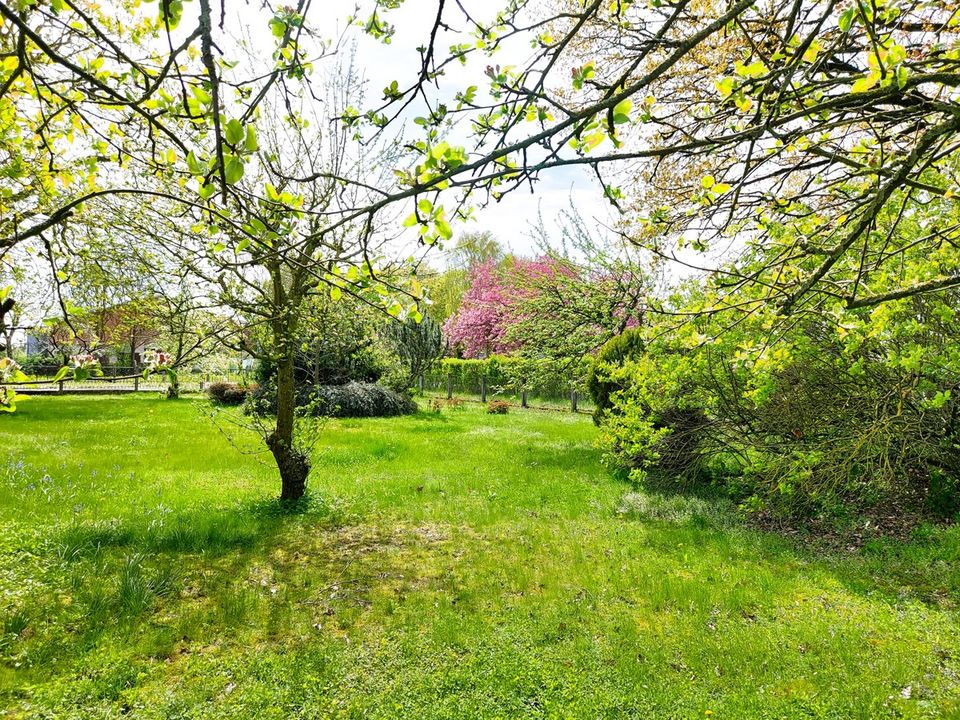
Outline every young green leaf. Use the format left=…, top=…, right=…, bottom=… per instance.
left=225, top=119, right=244, bottom=145
left=244, top=125, right=258, bottom=152
left=225, top=156, right=244, bottom=184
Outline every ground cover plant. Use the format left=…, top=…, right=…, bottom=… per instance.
left=0, top=395, right=958, bottom=718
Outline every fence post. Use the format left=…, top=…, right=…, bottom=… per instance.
left=134, top=375, right=139, bottom=392
left=481, top=375, right=487, bottom=403
left=58, top=379, right=64, bottom=394
left=521, top=389, right=528, bottom=408
left=446, top=372, right=453, bottom=400
left=570, top=389, right=578, bottom=413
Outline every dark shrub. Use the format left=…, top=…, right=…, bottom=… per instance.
left=651, top=406, right=709, bottom=477
left=301, top=382, right=417, bottom=418
left=927, top=469, right=960, bottom=519
left=207, top=382, right=253, bottom=406
left=486, top=400, right=510, bottom=414
left=587, top=328, right=646, bottom=423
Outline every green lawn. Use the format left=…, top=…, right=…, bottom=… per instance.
left=0, top=395, right=958, bottom=719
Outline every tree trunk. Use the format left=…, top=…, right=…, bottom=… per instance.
left=267, top=350, right=309, bottom=501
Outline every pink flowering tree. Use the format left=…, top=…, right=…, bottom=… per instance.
left=444, top=243, right=652, bottom=367
left=442, top=256, right=562, bottom=358
left=443, top=260, right=516, bottom=358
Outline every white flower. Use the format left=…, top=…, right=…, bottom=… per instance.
left=0, top=357, right=21, bottom=382
left=69, top=353, right=99, bottom=370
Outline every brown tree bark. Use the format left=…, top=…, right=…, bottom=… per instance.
left=267, top=350, right=309, bottom=501
left=266, top=293, right=310, bottom=502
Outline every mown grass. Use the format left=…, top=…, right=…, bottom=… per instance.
left=0, top=395, right=958, bottom=718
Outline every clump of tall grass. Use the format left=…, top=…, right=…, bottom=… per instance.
left=116, top=553, right=181, bottom=616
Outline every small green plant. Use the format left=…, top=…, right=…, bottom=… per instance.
left=116, top=554, right=181, bottom=617
left=927, top=469, right=960, bottom=519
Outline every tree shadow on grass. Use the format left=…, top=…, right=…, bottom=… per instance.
left=0, top=493, right=359, bottom=670
left=52, top=493, right=343, bottom=561
left=613, top=479, right=960, bottom=608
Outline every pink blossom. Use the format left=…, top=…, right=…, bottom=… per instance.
left=443, top=256, right=568, bottom=357
left=143, top=348, right=173, bottom=370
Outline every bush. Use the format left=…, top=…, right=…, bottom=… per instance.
left=596, top=290, right=960, bottom=522
left=587, top=328, right=646, bottom=423
left=17, top=353, right=56, bottom=376
left=299, top=382, right=417, bottom=418
left=926, top=470, right=960, bottom=519
left=248, top=292, right=411, bottom=413
left=207, top=382, right=253, bottom=406
left=486, top=400, right=510, bottom=414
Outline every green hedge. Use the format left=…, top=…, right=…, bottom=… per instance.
left=426, top=355, right=590, bottom=400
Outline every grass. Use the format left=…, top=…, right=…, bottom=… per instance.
left=0, top=395, right=958, bottom=718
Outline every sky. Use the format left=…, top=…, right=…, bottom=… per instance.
left=320, top=0, right=619, bottom=260
left=152, top=0, right=622, bottom=263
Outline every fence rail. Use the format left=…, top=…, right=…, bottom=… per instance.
left=5, top=369, right=250, bottom=395
left=4, top=367, right=594, bottom=414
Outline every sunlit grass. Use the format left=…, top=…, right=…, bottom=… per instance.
left=0, top=395, right=958, bottom=718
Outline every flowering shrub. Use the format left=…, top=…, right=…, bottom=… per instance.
left=443, top=260, right=516, bottom=358
left=443, top=249, right=648, bottom=363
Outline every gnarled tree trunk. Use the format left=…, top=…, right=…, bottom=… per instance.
left=268, top=330, right=310, bottom=501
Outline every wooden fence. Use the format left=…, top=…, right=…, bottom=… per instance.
left=5, top=368, right=249, bottom=395
left=421, top=371, right=592, bottom=414
left=4, top=368, right=593, bottom=415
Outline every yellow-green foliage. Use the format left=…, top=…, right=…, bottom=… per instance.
left=594, top=287, right=960, bottom=518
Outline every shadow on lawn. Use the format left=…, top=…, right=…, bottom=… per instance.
left=614, top=482, right=960, bottom=608
left=2, top=495, right=365, bottom=668
left=52, top=493, right=343, bottom=561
